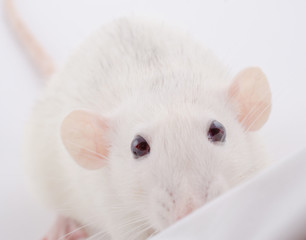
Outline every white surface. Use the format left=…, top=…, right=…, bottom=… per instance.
left=153, top=147, right=306, bottom=240
left=0, top=0, right=306, bottom=239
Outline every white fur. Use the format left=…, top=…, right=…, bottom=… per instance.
left=24, top=18, right=270, bottom=239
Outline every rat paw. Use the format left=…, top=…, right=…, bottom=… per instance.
left=42, top=216, right=88, bottom=240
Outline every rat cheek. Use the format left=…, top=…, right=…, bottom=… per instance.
left=146, top=187, right=176, bottom=231
left=205, top=176, right=229, bottom=202
left=130, top=186, right=145, bottom=201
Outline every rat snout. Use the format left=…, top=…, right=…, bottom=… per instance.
left=173, top=176, right=228, bottom=222
left=175, top=198, right=196, bottom=221
left=175, top=204, right=194, bottom=221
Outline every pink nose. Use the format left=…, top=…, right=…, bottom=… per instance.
left=176, top=205, right=194, bottom=221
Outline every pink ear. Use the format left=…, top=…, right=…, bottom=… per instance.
left=60, top=110, right=109, bottom=170
left=229, top=67, right=272, bottom=131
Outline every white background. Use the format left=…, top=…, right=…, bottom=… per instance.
left=0, top=0, right=306, bottom=239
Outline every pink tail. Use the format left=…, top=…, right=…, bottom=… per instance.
left=4, top=0, right=55, bottom=78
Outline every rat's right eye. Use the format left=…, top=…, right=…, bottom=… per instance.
left=131, top=135, right=150, bottom=159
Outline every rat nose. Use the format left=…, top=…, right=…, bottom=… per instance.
left=175, top=204, right=195, bottom=221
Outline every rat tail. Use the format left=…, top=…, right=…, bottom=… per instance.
left=4, top=0, right=55, bottom=79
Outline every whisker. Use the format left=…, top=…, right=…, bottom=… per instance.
left=115, top=216, right=148, bottom=233
left=245, top=84, right=294, bottom=132
left=147, top=229, right=159, bottom=239
left=86, top=230, right=110, bottom=240
left=245, top=101, right=271, bottom=132
left=126, top=223, right=153, bottom=240
left=240, top=86, right=272, bottom=128
left=58, top=221, right=95, bottom=240
left=65, top=140, right=107, bottom=160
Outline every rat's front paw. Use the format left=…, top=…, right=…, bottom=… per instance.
left=42, top=216, right=88, bottom=240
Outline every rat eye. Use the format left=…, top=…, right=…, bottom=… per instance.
left=131, top=135, right=150, bottom=158
left=208, top=120, right=226, bottom=143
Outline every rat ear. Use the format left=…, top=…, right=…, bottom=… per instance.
left=60, top=110, right=109, bottom=170
left=229, top=67, right=271, bottom=131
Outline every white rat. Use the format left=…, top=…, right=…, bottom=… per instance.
left=6, top=1, right=272, bottom=239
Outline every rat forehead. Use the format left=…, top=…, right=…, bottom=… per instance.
left=119, top=87, right=230, bottom=119
left=124, top=85, right=227, bottom=110
left=120, top=102, right=219, bottom=136
left=112, top=89, right=233, bottom=135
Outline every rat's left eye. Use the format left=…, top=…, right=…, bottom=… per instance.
left=131, top=135, right=150, bottom=159
left=207, top=120, right=226, bottom=143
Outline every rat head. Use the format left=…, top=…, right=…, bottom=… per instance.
left=60, top=67, right=271, bottom=233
